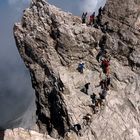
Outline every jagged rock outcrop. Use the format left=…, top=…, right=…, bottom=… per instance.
left=102, top=0, right=140, bottom=70
left=13, top=0, right=140, bottom=139
left=2, top=128, right=55, bottom=140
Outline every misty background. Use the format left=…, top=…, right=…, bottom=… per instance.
left=0, top=0, right=106, bottom=130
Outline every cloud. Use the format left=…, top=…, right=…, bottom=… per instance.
left=79, top=0, right=98, bottom=13
left=8, top=0, right=30, bottom=5
left=79, top=0, right=106, bottom=14
left=48, top=0, right=106, bottom=16
left=0, top=0, right=36, bottom=130
left=7, top=0, right=31, bottom=12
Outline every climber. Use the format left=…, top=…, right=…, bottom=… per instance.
left=90, top=93, right=97, bottom=105
left=100, top=50, right=111, bottom=64
left=96, top=49, right=108, bottom=63
left=81, top=82, right=90, bottom=94
left=89, top=12, right=95, bottom=25
left=73, top=124, right=82, bottom=135
left=90, top=93, right=101, bottom=113
left=99, top=35, right=107, bottom=51
left=98, top=7, right=103, bottom=17
left=105, top=75, right=110, bottom=90
left=99, top=72, right=111, bottom=91
left=96, top=14, right=102, bottom=27
left=84, top=82, right=90, bottom=94
left=83, top=113, right=92, bottom=125
left=74, top=124, right=81, bottom=131
left=77, top=62, right=85, bottom=73
left=91, top=97, right=101, bottom=113
left=96, top=36, right=109, bottom=62
left=99, top=89, right=107, bottom=106
left=100, top=79, right=106, bottom=89
left=51, top=26, right=60, bottom=39
left=104, top=51, right=111, bottom=61
left=101, top=57, right=110, bottom=75
left=102, top=21, right=109, bottom=33
left=93, top=17, right=98, bottom=28
left=95, top=72, right=106, bottom=88
left=98, top=7, right=103, bottom=24
left=104, top=21, right=114, bottom=33
left=82, top=12, right=87, bottom=24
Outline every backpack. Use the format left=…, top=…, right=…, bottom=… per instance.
left=102, top=59, right=110, bottom=67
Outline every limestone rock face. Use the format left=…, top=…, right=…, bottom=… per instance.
left=13, top=0, right=140, bottom=140
left=2, top=128, right=55, bottom=140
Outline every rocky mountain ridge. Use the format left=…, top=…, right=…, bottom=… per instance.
left=11, top=0, right=140, bottom=139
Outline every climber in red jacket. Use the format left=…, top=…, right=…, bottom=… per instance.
left=89, top=12, right=95, bottom=25
left=101, top=57, right=110, bottom=75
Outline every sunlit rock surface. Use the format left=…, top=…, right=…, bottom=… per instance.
left=2, top=128, right=55, bottom=140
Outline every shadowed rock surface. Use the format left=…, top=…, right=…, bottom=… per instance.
left=10, top=0, right=140, bottom=139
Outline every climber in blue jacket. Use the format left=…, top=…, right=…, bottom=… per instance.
left=78, top=62, right=85, bottom=73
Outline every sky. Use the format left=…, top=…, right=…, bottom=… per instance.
left=0, top=0, right=106, bottom=129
